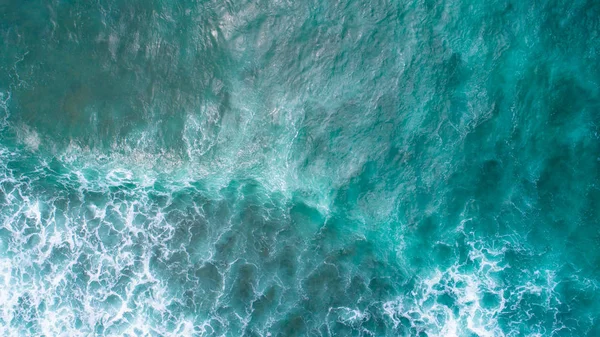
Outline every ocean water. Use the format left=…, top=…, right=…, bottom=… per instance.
left=1, top=0, right=600, bottom=336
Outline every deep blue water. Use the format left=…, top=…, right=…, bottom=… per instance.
left=1, top=0, right=600, bottom=336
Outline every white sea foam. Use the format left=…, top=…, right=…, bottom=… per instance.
left=17, top=125, right=41, bottom=151
left=106, top=168, right=134, bottom=186
left=0, top=91, right=10, bottom=129
left=382, top=237, right=562, bottom=337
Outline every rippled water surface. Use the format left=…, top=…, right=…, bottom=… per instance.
left=1, top=0, right=600, bottom=336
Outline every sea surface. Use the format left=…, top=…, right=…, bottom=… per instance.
left=1, top=0, right=600, bottom=336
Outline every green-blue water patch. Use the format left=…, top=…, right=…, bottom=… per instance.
left=1, top=0, right=600, bottom=336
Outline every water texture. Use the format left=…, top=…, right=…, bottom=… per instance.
left=1, top=0, right=600, bottom=336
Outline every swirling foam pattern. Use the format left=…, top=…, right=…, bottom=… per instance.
left=1, top=0, right=600, bottom=336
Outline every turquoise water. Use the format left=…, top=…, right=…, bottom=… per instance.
left=1, top=0, right=600, bottom=335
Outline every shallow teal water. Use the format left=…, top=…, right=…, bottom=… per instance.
left=1, top=0, right=600, bottom=336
